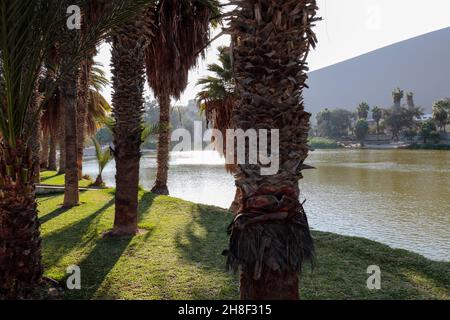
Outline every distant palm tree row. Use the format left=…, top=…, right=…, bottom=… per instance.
left=39, top=62, right=110, bottom=176
left=0, top=0, right=319, bottom=301
left=315, top=88, right=450, bottom=146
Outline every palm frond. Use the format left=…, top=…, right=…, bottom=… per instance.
left=145, top=0, right=221, bottom=99
left=141, top=123, right=160, bottom=144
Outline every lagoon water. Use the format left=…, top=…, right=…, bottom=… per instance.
left=83, top=149, right=450, bottom=261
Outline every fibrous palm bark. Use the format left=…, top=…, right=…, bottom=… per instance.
left=58, top=107, right=66, bottom=174
left=76, top=59, right=92, bottom=179
left=1, top=91, right=43, bottom=298
left=62, top=72, right=80, bottom=208
left=25, top=87, right=43, bottom=183
left=110, top=9, right=152, bottom=235
left=58, top=21, right=81, bottom=207
left=152, top=94, right=171, bottom=195
left=0, top=141, right=43, bottom=299
left=76, top=3, right=99, bottom=179
left=40, top=134, right=49, bottom=169
left=226, top=0, right=319, bottom=300
left=48, top=130, right=58, bottom=171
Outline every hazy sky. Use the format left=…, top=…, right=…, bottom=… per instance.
left=96, top=0, right=450, bottom=105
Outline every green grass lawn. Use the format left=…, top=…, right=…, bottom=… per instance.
left=37, top=188, right=449, bottom=300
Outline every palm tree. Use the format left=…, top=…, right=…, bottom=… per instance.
left=392, top=88, right=404, bottom=111
left=355, top=119, right=369, bottom=147
left=316, top=108, right=332, bottom=137
left=432, top=101, right=449, bottom=133
left=0, top=0, right=67, bottom=300
left=109, top=7, right=154, bottom=236
left=61, top=0, right=152, bottom=208
left=406, top=92, right=415, bottom=109
left=25, top=86, right=44, bottom=183
left=357, top=102, right=370, bottom=120
left=0, top=0, right=153, bottom=298
left=197, top=46, right=235, bottom=141
left=196, top=46, right=238, bottom=210
left=76, top=58, right=92, bottom=179
left=40, top=85, right=61, bottom=172
left=372, top=106, right=383, bottom=138
left=58, top=104, right=66, bottom=174
left=226, top=0, right=318, bottom=300
left=40, top=133, right=50, bottom=169
left=40, top=62, right=109, bottom=173
left=76, top=2, right=115, bottom=179
left=145, top=0, right=220, bottom=195
left=91, top=137, right=113, bottom=186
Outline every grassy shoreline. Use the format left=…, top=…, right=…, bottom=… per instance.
left=309, top=137, right=342, bottom=149
left=36, top=173, right=449, bottom=300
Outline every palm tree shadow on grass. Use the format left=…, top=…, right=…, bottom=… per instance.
left=61, top=192, right=157, bottom=299
left=37, top=194, right=60, bottom=203
left=40, top=206, right=71, bottom=224
left=138, top=192, right=157, bottom=220
left=64, top=227, right=155, bottom=300
left=42, top=198, right=115, bottom=269
left=40, top=172, right=60, bottom=183
left=39, top=190, right=90, bottom=225
left=174, top=205, right=237, bottom=295
left=173, top=204, right=240, bottom=299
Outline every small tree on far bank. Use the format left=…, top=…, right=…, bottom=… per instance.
left=355, top=120, right=369, bottom=147
left=419, top=120, right=440, bottom=144
left=372, top=106, right=382, bottom=138
left=432, top=100, right=449, bottom=133
left=357, top=102, right=370, bottom=120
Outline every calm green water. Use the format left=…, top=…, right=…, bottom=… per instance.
left=83, top=149, right=450, bottom=261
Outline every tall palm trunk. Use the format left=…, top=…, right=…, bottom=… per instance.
left=110, top=17, right=147, bottom=236
left=48, top=130, right=58, bottom=171
left=40, top=134, right=49, bottom=169
left=76, top=61, right=88, bottom=179
left=28, top=126, right=42, bottom=184
left=25, top=92, right=42, bottom=184
left=62, top=74, right=80, bottom=208
left=58, top=102, right=66, bottom=174
left=226, top=0, right=318, bottom=300
left=0, top=141, right=43, bottom=299
left=76, top=56, right=95, bottom=179
left=151, top=94, right=171, bottom=195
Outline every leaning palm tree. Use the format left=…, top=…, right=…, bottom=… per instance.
left=225, top=0, right=319, bottom=300
left=196, top=46, right=239, bottom=210
left=197, top=46, right=235, bottom=154
left=145, top=0, right=220, bottom=195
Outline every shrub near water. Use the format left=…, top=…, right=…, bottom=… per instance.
left=309, top=137, right=341, bottom=149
